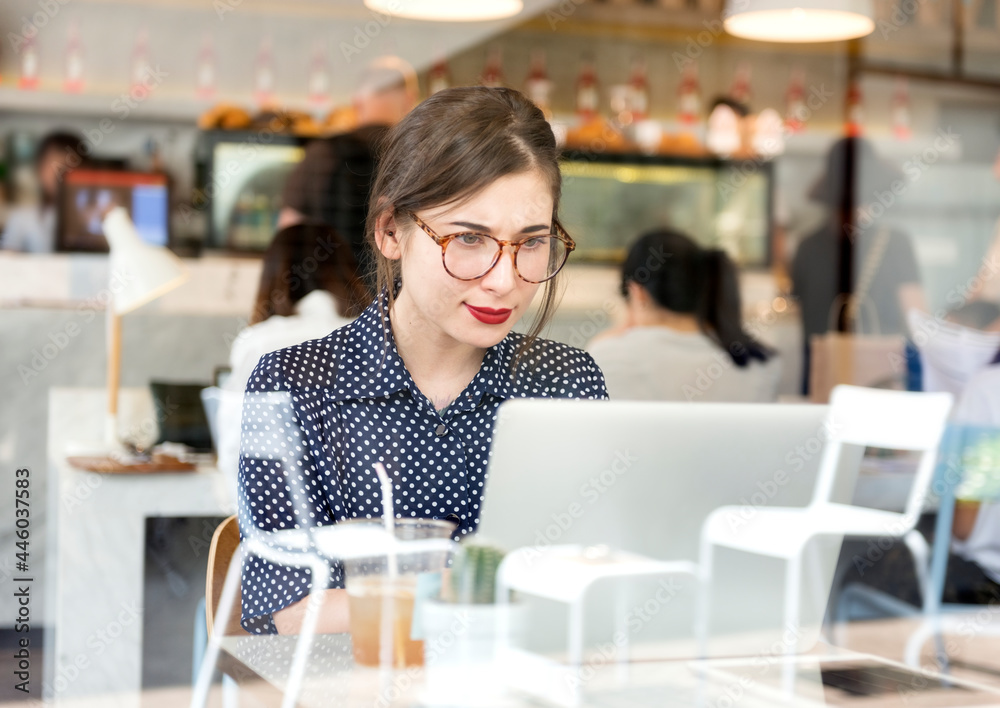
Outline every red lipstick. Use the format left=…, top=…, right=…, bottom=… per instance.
left=464, top=304, right=512, bottom=325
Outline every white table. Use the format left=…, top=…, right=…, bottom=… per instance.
left=46, top=387, right=233, bottom=707
left=217, top=633, right=1000, bottom=708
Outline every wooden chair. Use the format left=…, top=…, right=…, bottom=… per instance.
left=206, top=515, right=249, bottom=638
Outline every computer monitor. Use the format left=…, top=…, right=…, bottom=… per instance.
left=57, top=169, right=170, bottom=252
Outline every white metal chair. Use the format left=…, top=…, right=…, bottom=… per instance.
left=497, top=544, right=697, bottom=665
left=191, top=390, right=333, bottom=708
left=698, top=385, right=954, bottom=659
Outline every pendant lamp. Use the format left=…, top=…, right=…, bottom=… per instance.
left=363, top=0, right=523, bottom=22
left=723, top=0, right=875, bottom=42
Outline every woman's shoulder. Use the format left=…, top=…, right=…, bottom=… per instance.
left=243, top=324, right=354, bottom=393
left=504, top=332, right=608, bottom=399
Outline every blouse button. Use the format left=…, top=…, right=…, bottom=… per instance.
left=435, top=424, right=448, bottom=437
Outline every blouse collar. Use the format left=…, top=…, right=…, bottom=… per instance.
left=325, top=289, right=517, bottom=405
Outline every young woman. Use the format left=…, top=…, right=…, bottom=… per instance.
left=238, top=87, right=608, bottom=635
left=588, top=229, right=780, bottom=402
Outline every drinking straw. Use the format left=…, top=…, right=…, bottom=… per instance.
left=374, top=462, right=400, bottom=669
left=374, top=462, right=398, bottom=578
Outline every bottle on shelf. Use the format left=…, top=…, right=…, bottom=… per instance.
left=131, top=28, right=152, bottom=93
left=308, top=42, right=330, bottom=107
left=428, top=56, right=451, bottom=96
left=254, top=36, right=275, bottom=108
left=19, top=36, right=40, bottom=90
left=625, top=55, right=649, bottom=124
left=891, top=76, right=912, bottom=141
left=196, top=34, right=216, bottom=100
left=524, top=50, right=553, bottom=118
left=677, top=61, right=701, bottom=129
left=64, top=21, right=84, bottom=93
left=785, top=67, right=807, bottom=133
left=480, top=46, right=504, bottom=88
left=575, top=56, right=600, bottom=124
left=845, top=80, right=863, bottom=137
left=730, top=62, right=752, bottom=106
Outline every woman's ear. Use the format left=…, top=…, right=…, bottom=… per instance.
left=374, top=210, right=402, bottom=261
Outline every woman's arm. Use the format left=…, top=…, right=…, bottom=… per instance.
left=953, top=501, right=981, bottom=541
left=273, top=588, right=351, bottom=635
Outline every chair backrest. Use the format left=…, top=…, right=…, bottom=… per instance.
left=205, top=515, right=248, bottom=637
left=199, top=386, right=222, bottom=450
left=810, top=385, right=954, bottom=523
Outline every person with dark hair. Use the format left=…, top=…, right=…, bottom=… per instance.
left=215, top=223, right=369, bottom=495
left=588, top=229, right=780, bottom=402
left=791, top=136, right=927, bottom=394
left=278, top=56, right=418, bottom=285
left=238, top=87, right=608, bottom=636
left=1, top=131, right=85, bottom=252
left=227, top=222, right=370, bottom=393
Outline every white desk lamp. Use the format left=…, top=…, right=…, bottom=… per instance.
left=102, top=206, right=188, bottom=447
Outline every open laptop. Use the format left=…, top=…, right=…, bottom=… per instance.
left=478, top=399, right=852, bottom=659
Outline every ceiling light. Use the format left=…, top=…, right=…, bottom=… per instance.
left=723, top=0, right=875, bottom=42
left=364, top=0, right=524, bottom=22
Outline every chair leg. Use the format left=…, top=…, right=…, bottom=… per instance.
left=568, top=597, right=585, bottom=667
left=191, top=546, right=245, bottom=708
left=781, top=554, right=803, bottom=695
left=222, top=674, right=240, bottom=708
left=695, top=539, right=714, bottom=659
left=192, top=596, right=208, bottom=687
left=282, top=559, right=331, bottom=708
left=615, top=587, right=630, bottom=673
left=903, top=530, right=930, bottom=605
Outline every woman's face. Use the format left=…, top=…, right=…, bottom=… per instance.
left=390, top=170, right=555, bottom=351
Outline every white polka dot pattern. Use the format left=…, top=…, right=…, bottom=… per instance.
left=237, top=292, right=608, bottom=633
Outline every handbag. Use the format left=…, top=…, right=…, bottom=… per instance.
left=809, top=228, right=907, bottom=403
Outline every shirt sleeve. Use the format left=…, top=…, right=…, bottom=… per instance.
left=579, top=350, right=610, bottom=401
left=237, top=350, right=337, bottom=634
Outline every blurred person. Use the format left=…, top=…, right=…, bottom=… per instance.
left=792, top=137, right=927, bottom=394
left=1, top=131, right=84, bottom=253
left=587, top=229, right=780, bottom=402
left=947, top=348, right=1000, bottom=603
left=278, top=56, right=418, bottom=284
left=227, top=222, right=369, bottom=395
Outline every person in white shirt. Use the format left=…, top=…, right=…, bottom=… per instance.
left=947, top=354, right=1000, bottom=603
left=2, top=131, right=85, bottom=253
left=587, top=228, right=781, bottom=402
left=216, top=222, right=370, bottom=486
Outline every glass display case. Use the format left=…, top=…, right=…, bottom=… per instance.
left=197, top=130, right=306, bottom=252
left=558, top=151, right=774, bottom=268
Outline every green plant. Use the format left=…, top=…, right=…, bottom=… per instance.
left=447, top=542, right=505, bottom=605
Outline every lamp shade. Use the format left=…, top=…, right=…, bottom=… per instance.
left=723, top=0, right=874, bottom=42
left=102, top=206, right=188, bottom=315
left=363, top=0, right=523, bottom=21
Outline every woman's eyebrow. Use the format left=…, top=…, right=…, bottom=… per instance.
left=449, top=221, right=550, bottom=234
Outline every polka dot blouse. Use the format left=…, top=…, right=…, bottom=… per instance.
left=237, top=291, right=609, bottom=634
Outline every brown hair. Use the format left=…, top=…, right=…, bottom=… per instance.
left=249, top=223, right=371, bottom=325
left=365, top=86, right=565, bottom=364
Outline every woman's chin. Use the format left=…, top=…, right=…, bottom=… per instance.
left=455, top=323, right=515, bottom=350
